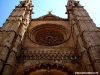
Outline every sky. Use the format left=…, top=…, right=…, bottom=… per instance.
left=0, top=0, right=100, bottom=27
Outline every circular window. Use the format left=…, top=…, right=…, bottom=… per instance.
left=29, top=24, right=70, bottom=46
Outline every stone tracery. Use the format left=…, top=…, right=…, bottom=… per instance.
left=29, top=24, right=70, bottom=46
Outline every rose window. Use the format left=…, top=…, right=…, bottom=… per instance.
left=29, top=24, right=70, bottom=46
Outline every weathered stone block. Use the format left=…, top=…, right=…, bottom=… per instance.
left=0, top=31, right=15, bottom=47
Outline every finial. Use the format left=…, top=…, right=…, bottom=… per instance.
left=48, top=11, right=52, bottom=14
left=69, top=0, right=75, bottom=1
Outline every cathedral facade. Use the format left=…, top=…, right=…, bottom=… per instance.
left=0, top=0, right=100, bottom=75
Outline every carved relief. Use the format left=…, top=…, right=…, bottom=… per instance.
left=18, top=49, right=79, bottom=61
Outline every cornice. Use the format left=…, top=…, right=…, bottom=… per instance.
left=31, top=12, right=68, bottom=21
left=31, top=19, right=68, bottom=21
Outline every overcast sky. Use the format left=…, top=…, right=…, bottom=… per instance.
left=0, top=0, right=99, bottom=27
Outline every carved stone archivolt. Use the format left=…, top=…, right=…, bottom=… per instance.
left=29, top=24, right=70, bottom=46
left=14, top=62, right=74, bottom=75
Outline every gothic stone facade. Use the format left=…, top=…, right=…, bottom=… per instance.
left=0, top=0, right=100, bottom=75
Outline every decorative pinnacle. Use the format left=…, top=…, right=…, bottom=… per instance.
left=68, top=0, right=75, bottom=1
left=68, top=0, right=75, bottom=3
left=48, top=11, right=52, bottom=14
left=24, top=0, right=31, bottom=1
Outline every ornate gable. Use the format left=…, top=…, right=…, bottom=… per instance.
left=32, top=11, right=67, bottom=21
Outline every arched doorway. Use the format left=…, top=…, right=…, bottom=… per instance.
left=29, top=69, right=69, bottom=75
left=23, top=63, right=73, bottom=75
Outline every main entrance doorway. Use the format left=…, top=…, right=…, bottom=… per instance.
left=29, top=69, right=69, bottom=75
left=23, top=63, right=73, bottom=75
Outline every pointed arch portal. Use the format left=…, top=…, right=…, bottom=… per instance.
left=19, top=63, right=73, bottom=75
